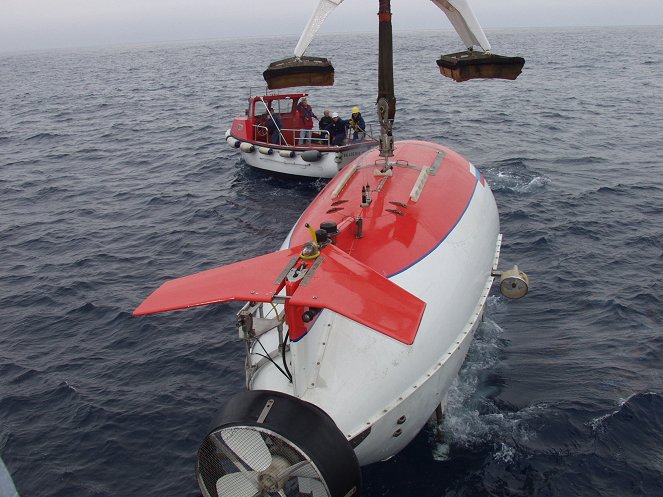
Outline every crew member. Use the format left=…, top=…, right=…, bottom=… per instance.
left=266, top=109, right=283, bottom=145
left=324, top=112, right=348, bottom=146
left=349, top=106, right=366, bottom=142
left=296, top=97, right=317, bottom=145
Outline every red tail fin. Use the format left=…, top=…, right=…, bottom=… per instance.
left=134, top=244, right=425, bottom=345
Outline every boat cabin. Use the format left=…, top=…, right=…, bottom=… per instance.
left=230, top=92, right=338, bottom=148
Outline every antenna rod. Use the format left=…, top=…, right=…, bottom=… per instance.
left=377, top=0, right=395, bottom=159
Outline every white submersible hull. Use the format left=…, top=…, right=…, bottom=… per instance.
left=134, top=140, right=512, bottom=497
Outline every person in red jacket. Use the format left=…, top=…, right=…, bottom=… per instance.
left=296, top=97, right=317, bottom=145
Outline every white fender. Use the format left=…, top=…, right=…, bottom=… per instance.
left=239, top=142, right=255, bottom=153
left=226, top=136, right=240, bottom=148
left=301, top=150, right=323, bottom=162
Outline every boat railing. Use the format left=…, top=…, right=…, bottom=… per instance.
left=252, top=123, right=376, bottom=148
left=248, top=86, right=279, bottom=100
left=253, top=124, right=333, bottom=147
left=346, top=123, right=375, bottom=142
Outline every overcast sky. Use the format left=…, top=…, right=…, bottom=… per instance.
left=2, top=0, right=663, bottom=52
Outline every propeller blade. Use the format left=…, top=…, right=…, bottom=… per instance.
left=216, top=472, right=260, bottom=497
left=298, top=476, right=329, bottom=497
left=221, top=428, right=272, bottom=472
left=275, top=460, right=318, bottom=480
left=275, top=461, right=328, bottom=497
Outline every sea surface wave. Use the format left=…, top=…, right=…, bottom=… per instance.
left=1, top=26, right=662, bottom=496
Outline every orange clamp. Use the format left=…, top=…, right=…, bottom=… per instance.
left=378, top=11, right=392, bottom=22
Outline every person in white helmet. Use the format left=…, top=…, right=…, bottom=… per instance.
left=324, top=112, right=348, bottom=146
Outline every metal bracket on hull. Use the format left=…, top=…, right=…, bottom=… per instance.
left=410, top=166, right=431, bottom=202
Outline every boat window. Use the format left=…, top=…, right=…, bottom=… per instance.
left=272, top=99, right=293, bottom=115
left=252, top=98, right=294, bottom=118
left=253, top=100, right=269, bottom=118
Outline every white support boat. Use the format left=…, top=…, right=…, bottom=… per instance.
left=226, top=91, right=377, bottom=178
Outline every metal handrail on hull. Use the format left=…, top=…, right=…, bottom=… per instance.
left=252, top=124, right=375, bottom=149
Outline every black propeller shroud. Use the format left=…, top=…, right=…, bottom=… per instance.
left=197, top=389, right=361, bottom=497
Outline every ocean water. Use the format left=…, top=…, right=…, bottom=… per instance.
left=1, top=25, right=662, bottom=497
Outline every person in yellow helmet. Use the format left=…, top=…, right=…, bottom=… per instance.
left=348, top=106, right=366, bottom=142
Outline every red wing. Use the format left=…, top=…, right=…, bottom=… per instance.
left=291, top=244, right=425, bottom=345
left=133, top=247, right=302, bottom=316
left=133, top=244, right=425, bottom=345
